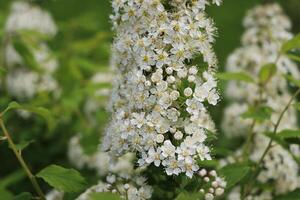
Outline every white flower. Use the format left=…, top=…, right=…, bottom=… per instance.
left=184, top=87, right=193, bottom=97
left=186, top=98, right=204, bottom=116
left=104, top=0, right=222, bottom=179
left=163, top=158, right=182, bottom=176
left=5, top=1, right=57, bottom=36
left=146, top=148, right=162, bottom=167
left=161, top=140, right=176, bottom=158
left=181, top=157, right=199, bottom=178
left=4, top=1, right=59, bottom=102
left=222, top=3, right=300, bottom=197
left=176, top=144, right=195, bottom=161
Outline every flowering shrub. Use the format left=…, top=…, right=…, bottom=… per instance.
left=1, top=1, right=300, bottom=200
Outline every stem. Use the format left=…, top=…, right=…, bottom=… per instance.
left=0, top=117, right=45, bottom=200
left=242, top=120, right=256, bottom=160
left=256, top=88, right=300, bottom=166
left=242, top=86, right=263, bottom=161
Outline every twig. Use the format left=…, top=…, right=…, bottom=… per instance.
left=256, top=88, right=300, bottom=166
left=0, top=116, right=45, bottom=200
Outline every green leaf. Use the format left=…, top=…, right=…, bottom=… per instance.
left=89, top=192, right=122, bottom=200
left=277, top=129, right=300, bottom=145
left=275, top=188, right=300, bottom=200
left=12, top=38, right=41, bottom=72
left=294, top=102, right=300, bottom=111
left=13, top=192, right=32, bottom=200
left=219, top=163, right=251, bottom=188
left=284, top=74, right=300, bottom=88
left=37, top=165, right=86, bottom=193
left=217, top=72, right=255, bottom=83
left=259, top=63, right=277, bottom=84
left=286, top=53, right=300, bottom=62
left=281, top=34, right=300, bottom=53
left=264, top=132, right=289, bottom=149
left=198, top=160, right=218, bottom=168
left=241, top=106, right=273, bottom=122
left=175, top=192, right=203, bottom=200
left=14, top=140, right=34, bottom=151
left=0, top=188, right=13, bottom=200
left=3, top=102, right=54, bottom=129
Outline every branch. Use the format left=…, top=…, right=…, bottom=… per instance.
left=0, top=116, right=45, bottom=200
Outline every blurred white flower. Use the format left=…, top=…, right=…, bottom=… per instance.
left=222, top=3, right=300, bottom=198
left=4, top=1, right=59, bottom=101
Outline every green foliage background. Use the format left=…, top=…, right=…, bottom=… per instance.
left=0, top=0, right=300, bottom=199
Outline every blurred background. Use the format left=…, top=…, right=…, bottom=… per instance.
left=0, top=0, right=300, bottom=198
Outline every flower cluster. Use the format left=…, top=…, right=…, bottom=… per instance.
left=103, top=0, right=222, bottom=179
left=77, top=176, right=152, bottom=200
left=3, top=1, right=59, bottom=100
left=222, top=3, right=300, bottom=197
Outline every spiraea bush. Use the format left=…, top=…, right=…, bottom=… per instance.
left=0, top=0, right=300, bottom=200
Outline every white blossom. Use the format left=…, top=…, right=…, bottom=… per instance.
left=4, top=1, right=59, bottom=101
left=222, top=3, right=300, bottom=198
left=102, top=0, right=223, bottom=180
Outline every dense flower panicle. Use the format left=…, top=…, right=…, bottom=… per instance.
left=103, top=0, right=223, bottom=179
left=4, top=1, right=59, bottom=100
left=222, top=3, right=300, bottom=198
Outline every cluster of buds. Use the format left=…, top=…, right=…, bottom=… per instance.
left=198, top=169, right=226, bottom=200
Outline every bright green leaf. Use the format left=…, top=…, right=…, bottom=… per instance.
left=275, top=188, right=300, bottom=200
left=37, top=165, right=86, bottom=193
left=281, top=34, right=300, bottom=53
left=219, top=163, right=251, bottom=188
left=259, top=63, right=277, bottom=84
left=241, top=106, right=273, bottom=122
left=89, top=192, right=122, bottom=200
left=217, top=72, right=255, bottom=83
